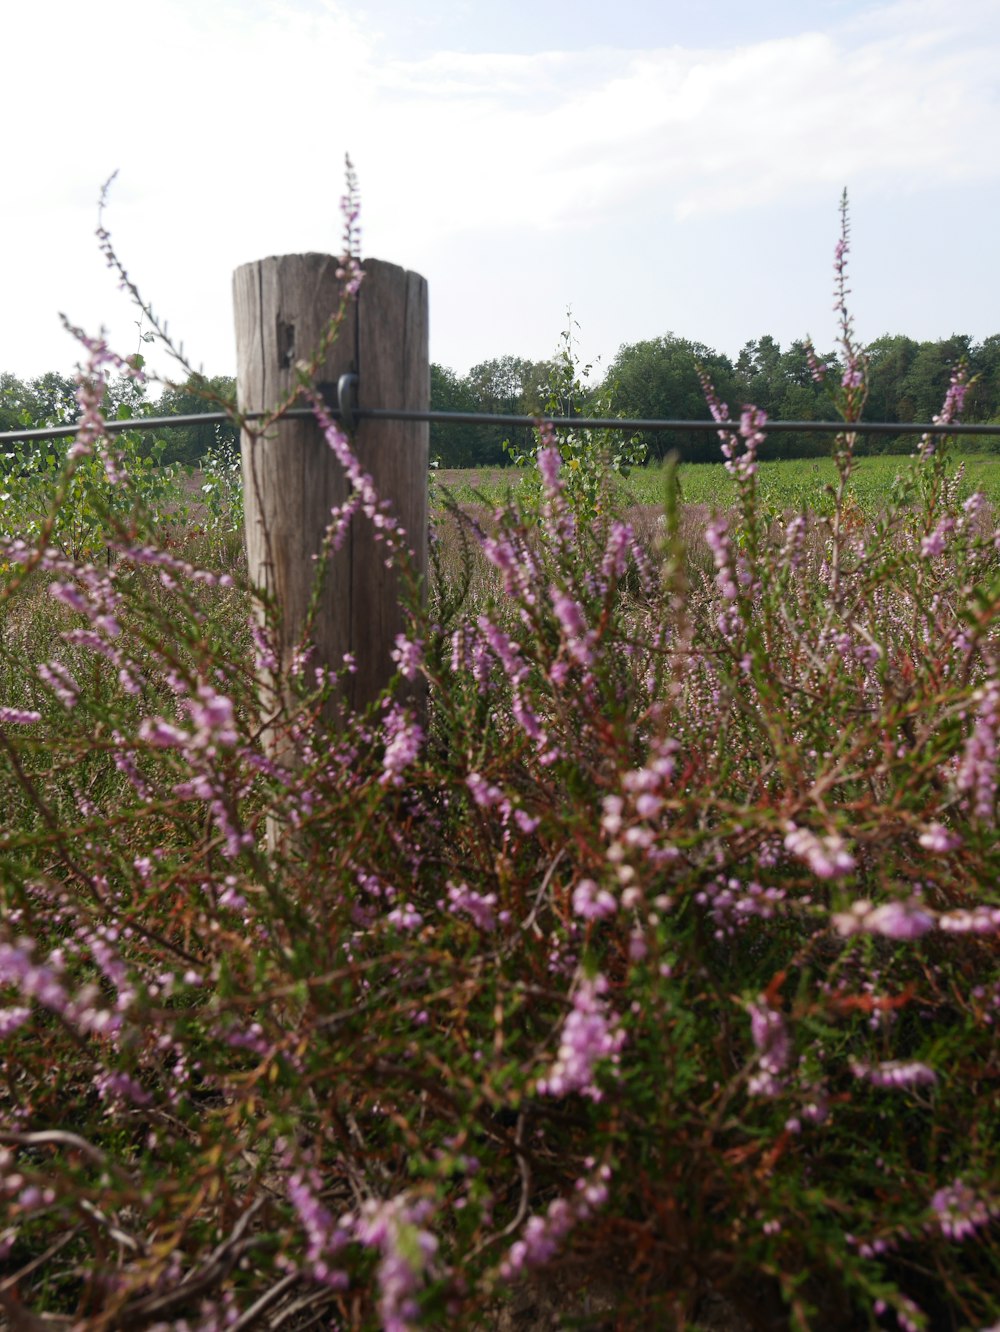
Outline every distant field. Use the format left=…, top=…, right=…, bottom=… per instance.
left=434, top=453, right=1000, bottom=514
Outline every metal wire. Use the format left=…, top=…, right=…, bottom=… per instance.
left=2, top=408, right=1000, bottom=446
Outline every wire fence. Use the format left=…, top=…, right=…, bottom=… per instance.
left=3, top=408, right=1000, bottom=446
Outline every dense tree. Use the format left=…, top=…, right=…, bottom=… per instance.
left=864, top=334, right=921, bottom=428
left=899, top=334, right=973, bottom=425
left=0, top=371, right=79, bottom=431
left=969, top=334, right=1000, bottom=424
left=429, top=355, right=554, bottom=468
left=733, top=338, right=833, bottom=457
left=429, top=363, right=485, bottom=468
left=148, top=375, right=239, bottom=465
left=604, top=335, right=741, bottom=461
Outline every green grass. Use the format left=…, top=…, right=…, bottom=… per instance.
left=435, top=453, right=1000, bottom=515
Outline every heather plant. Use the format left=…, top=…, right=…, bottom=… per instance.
left=0, top=177, right=997, bottom=1332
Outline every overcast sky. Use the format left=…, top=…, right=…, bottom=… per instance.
left=3, top=0, right=998, bottom=388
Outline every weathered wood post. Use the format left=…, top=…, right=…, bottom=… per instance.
left=233, top=255, right=428, bottom=728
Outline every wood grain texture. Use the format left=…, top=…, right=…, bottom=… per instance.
left=233, top=254, right=428, bottom=719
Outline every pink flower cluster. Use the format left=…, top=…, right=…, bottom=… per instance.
left=286, top=1164, right=348, bottom=1289
left=834, top=896, right=1000, bottom=940
left=390, top=633, right=424, bottom=681
left=0, top=936, right=121, bottom=1038
left=308, top=390, right=410, bottom=560
left=833, top=898, right=935, bottom=941
left=500, top=1161, right=612, bottom=1280
left=930, top=1178, right=997, bottom=1242
left=352, top=1193, right=439, bottom=1332
left=380, top=703, right=424, bottom=787
left=957, top=676, right=998, bottom=824
left=65, top=329, right=144, bottom=483
left=537, top=973, right=625, bottom=1101
left=850, top=1059, right=937, bottom=1090
left=747, top=1000, right=791, bottom=1098
left=920, top=365, right=969, bottom=458
left=697, top=368, right=766, bottom=480
left=571, top=878, right=617, bottom=921
left=0, top=708, right=41, bottom=725
left=446, top=880, right=499, bottom=932
left=336, top=153, right=364, bottom=298
left=784, top=823, right=855, bottom=879
left=137, top=684, right=250, bottom=858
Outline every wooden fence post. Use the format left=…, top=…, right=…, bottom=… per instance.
left=233, top=255, right=428, bottom=727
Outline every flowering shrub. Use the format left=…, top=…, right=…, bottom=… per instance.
left=0, top=186, right=997, bottom=1332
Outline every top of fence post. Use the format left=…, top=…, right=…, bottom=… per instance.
left=233, top=253, right=429, bottom=724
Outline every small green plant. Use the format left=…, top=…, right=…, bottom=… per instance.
left=504, top=310, right=646, bottom=518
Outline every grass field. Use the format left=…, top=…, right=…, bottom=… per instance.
left=434, top=452, right=1000, bottom=514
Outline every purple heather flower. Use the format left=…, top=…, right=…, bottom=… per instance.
left=864, top=900, right=937, bottom=940
left=746, top=1000, right=790, bottom=1097
left=386, top=903, right=423, bottom=932
left=537, top=973, right=625, bottom=1101
left=37, top=660, right=79, bottom=710
left=188, top=685, right=238, bottom=750
left=447, top=881, right=497, bottom=931
left=918, top=823, right=962, bottom=853
left=550, top=585, right=595, bottom=668
left=920, top=365, right=969, bottom=458
left=335, top=154, right=364, bottom=297
left=380, top=704, right=424, bottom=787
left=287, top=1166, right=349, bottom=1289
left=749, top=1001, right=790, bottom=1076
left=938, top=906, right=1000, bottom=934
left=957, top=677, right=998, bottom=824
left=48, top=582, right=90, bottom=613
left=139, top=717, right=191, bottom=749
left=391, top=634, right=423, bottom=681
left=466, top=771, right=505, bottom=809
left=572, top=879, right=617, bottom=921
left=833, top=897, right=936, bottom=940
left=353, top=1194, right=438, bottom=1332
left=513, top=809, right=540, bottom=834
left=536, top=438, right=562, bottom=496
left=0, top=1006, right=32, bottom=1037
left=500, top=1162, right=612, bottom=1281
left=920, top=517, right=955, bottom=559
left=931, top=1178, right=996, bottom=1242
left=0, top=708, right=41, bottom=725
left=784, top=824, right=855, bottom=879
left=739, top=405, right=768, bottom=453
left=600, top=521, right=633, bottom=586
left=850, top=1059, right=937, bottom=1089
left=803, top=339, right=828, bottom=384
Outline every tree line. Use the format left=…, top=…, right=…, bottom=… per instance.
left=3, top=329, right=999, bottom=470
left=430, top=331, right=1000, bottom=467
left=0, top=371, right=239, bottom=467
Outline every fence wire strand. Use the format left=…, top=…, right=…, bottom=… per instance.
left=2, top=408, right=1000, bottom=446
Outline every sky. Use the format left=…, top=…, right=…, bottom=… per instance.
left=2, top=0, right=999, bottom=390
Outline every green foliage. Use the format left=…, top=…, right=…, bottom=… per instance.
left=503, top=312, right=646, bottom=519
left=0, top=429, right=191, bottom=561
left=147, top=373, right=239, bottom=465
left=429, top=354, right=552, bottom=468
left=605, top=332, right=742, bottom=461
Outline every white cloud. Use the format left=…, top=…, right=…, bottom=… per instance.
left=1, top=0, right=998, bottom=378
